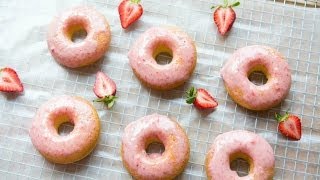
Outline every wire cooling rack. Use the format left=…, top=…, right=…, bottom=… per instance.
left=0, top=0, right=319, bottom=179
left=279, top=0, right=319, bottom=7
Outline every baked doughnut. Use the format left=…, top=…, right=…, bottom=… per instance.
left=221, top=45, right=291, bottom=110
left=47, top=6, right=111, bottom=68
left=121, top=114, right=190, bottom=179
left=128, top=26, right=197, bottom=90
left=205, top=130, right=275, bottom=179
left=29, top=96, right=100, bottom=164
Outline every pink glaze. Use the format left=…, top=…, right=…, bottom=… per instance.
left=121, top=114, right=190, bottom=179
left=29, top=96, right=100, bottom=164
left=221, top=45, right=291, bottom=110
left=128, top=27, right=197, bottom=90
left=47, top=6, right=111, bottom=68
left=206, top=130, right=275, bottom=179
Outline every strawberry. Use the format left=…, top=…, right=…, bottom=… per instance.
left=186, top=87, right=218, bottom=109
left=212, top=0, right=240, bottom=35
left=275, top=112, right=302, bottom=140
left=93, top=71, right=117, bottom=108
left=0, top=67, right=24, bottom=93
left=118, top=0, right=143, bottom=29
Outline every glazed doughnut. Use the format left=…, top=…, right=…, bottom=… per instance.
left=205, top=130, right=275, bottom=179
left=128, top=27, right=197, bottom=90
left=121, top=114, right=190, bottom=179
left=29, top=96, right=100, bottom=164
left=221, top=45, right=291, bottom=110
left=47, top=6, right=111, bottom=68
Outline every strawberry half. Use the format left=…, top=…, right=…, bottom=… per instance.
left=0, top=67, right=24, bottom=93
left=186, top=87, right=218, bottom=109
left=93, top=71, right=117, bottom=108
left=275, top=112, right=302, bottom=140
left=212, top=0, right=240, bottom=35
left=118, top=0, right=143, bottom=29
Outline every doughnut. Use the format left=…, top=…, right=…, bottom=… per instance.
left=29, top=96, right=100, bottom=164
left=221, top=45, right=291, bottom=111
left=121, top=114, right=190, bottom=179
left=205, top=130, right=275, bottom=179
left=47, top=6, right=111, bottom=68
left=128, top=27, right=197, bottom=90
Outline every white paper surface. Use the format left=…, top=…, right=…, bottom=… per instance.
left=0, top=0, right=319, bottom=179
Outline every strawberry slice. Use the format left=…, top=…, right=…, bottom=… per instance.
left=93, top=71, right=116, bottom=98
left=0, top=67, right=24, bottom=93
left=186, top=87, right=218, bottom=109
left=118, top=0, right=143, bottom=29
left=212, top=0, right=240, bottom=35
left=93, top=71, right=117, bottom=108
left=275, top=112, right=302, bottom=140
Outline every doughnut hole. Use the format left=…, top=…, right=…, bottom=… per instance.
left=152, top=45, right=173, bottom=65
left=63, top=17, right=88, bottom=43
left=248, top=65, right=269, bottom=86
left=70, top=28, right=87, bottom=43
left=230, top=152, right=252, bottom=177
left=145, top=136, right=165, bottom=157
left=146, top=142, right=165, bottom=155
left=58, top=122, right=74, bottom=136
left=53, top=113, right=75, bottom=136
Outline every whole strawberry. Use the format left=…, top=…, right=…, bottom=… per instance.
left=118, top=0, right=143, bottom=29
left=93, top=71, right=117, bottom=109
left=186, top=87, right=218, bottom=109
left=275, top=112, right=302, bottom=140
left=0, top=67, right=24, bottom=93
left=212, top=0, right=240, bottom=35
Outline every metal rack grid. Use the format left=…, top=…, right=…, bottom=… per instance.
left=0, top=0, right=319, bottom=179
left=279, top=0, right=319, bottom=7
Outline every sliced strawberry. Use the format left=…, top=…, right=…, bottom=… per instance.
left=212, top=0, right=240, bottom=35
left=275, top=112, right=302, bottom=140
left=93, top=71, right=117, bottom=108
left=118, top=0, right=143, bottom=29
left=0, top=67, right=24, bottom=93
left=186, top=87, right=218, bottom=109
left=93, top=71, right=116, bottom=98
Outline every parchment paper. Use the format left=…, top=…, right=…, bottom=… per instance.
left=0, top=0, right=319, bottom=179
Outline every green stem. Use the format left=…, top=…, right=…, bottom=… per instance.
left=275, top=112, right=289, bottom=123
left=93, top=95, right=117, bottom=109
left=212, top=0, right=239, bottom=10
left=130, top=0, right=141, bottom=4
left=223, top=0, right=229, bottom=7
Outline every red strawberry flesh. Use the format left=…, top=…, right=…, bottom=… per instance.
left=0, top=67, right=24, bottom=92
left=276, top=113, right=302, bottom=140
left=118, top=0, right=143, bottom=29
left=212, top=0, right=239, bottom=35
left=194, top=88, right=218, bottom=109
left=214, top=7, right=236, bottom=35
left=93, top=71, right=116, bottom=98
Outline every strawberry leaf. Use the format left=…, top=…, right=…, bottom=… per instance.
left=275, top=112, right=289, bottom=123
left=185, top=86, right=197, bottom=104
left=94, top=95, right=117, bottom=109
left=275, top=113, right=282, bottom=121
left=186, top=97, right=196, bottom=104
left=231, top=1, right=240, bottom=7
left=211, top=5, right=222, bottom=10
left=107, top=98, right=116, bottom=109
